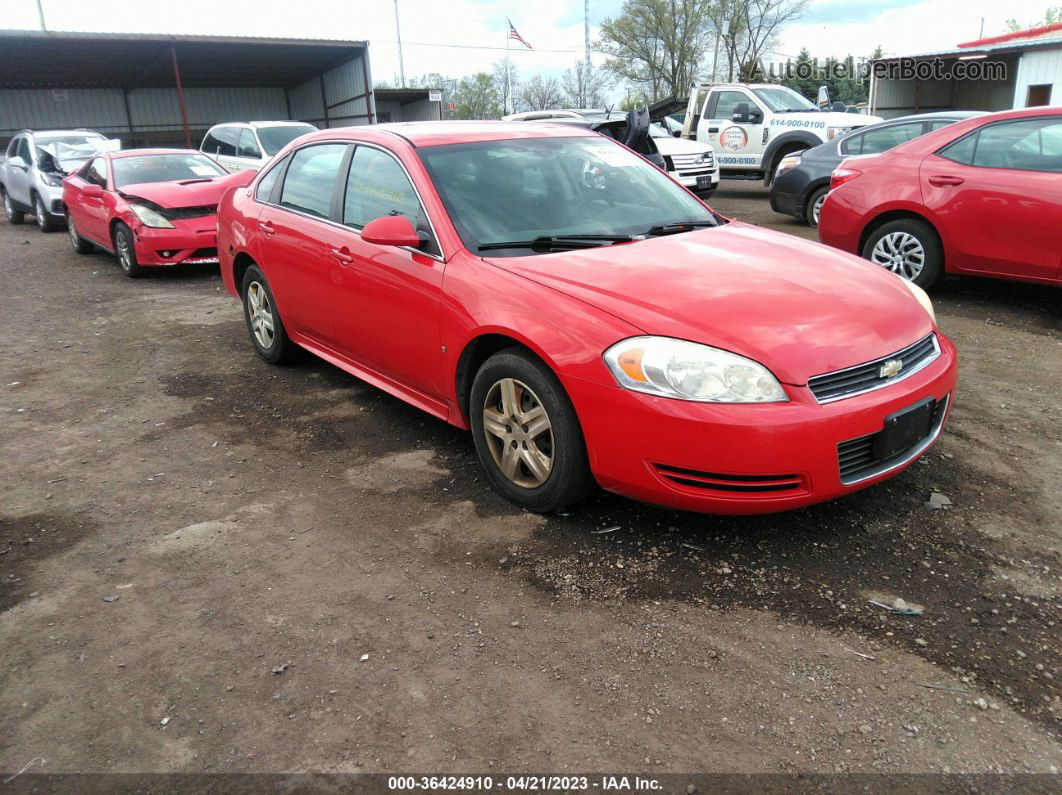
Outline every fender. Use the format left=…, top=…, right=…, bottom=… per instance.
left=762, top=130, right=821, bottom=176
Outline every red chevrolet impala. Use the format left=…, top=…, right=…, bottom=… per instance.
left=63, top=149, right=253, bottom=277
left=819, top=106, right=1062, bottom=288
left=217, top=122, right=957, bottom=514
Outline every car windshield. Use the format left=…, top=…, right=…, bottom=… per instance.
left=256, top=125, right=317, bottom=155
left=752, top=86, right=816, bottom=113
left=113, top=154, right=227, bottom=188
left=417, top=136, right=717, bottom=256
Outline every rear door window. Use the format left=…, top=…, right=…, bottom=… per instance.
left=278, top=144, right=348, bottom=219
left=971, top=117, right=1062, bottom=172
left=847, top=121, right=924, bottom=155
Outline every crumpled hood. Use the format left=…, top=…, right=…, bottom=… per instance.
left=119, top=171, right=251, bottom=209
left=484, top=223, right=933, bottom=385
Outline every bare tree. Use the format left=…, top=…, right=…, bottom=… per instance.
left=597, top=0, right=716, bottom=101
left=520, top=75, right=566, bottom=111
left=711, top=0, right=809, bottom=82
left=492, top=58, right=520, bottom=116
left=561, top=60, right=613, bottom=108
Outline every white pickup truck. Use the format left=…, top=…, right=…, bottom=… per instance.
left=681, top=83, right=882, bottom=184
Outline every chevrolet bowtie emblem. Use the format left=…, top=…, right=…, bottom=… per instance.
left=880, top=359, right=903, bottom=378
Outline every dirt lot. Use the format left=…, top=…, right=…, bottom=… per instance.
left=1, top=181, right=1060, bottom=779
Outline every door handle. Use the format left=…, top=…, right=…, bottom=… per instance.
left=330, top=246, right=354, bottom=265
left=707, top=126, right=720, bottom=133
left=259, top=220, right=276, bottom=235
left=928, top=175, right=964, bottom=187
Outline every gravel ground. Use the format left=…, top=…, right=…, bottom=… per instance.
left=1, top=181, right=1060, bottom=778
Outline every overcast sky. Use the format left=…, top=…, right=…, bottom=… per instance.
left=7, top=0, right=1055, bottom=88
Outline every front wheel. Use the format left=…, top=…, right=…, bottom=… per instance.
left=470, top=349, right=594, bottom=513
left=861, top=218, right=943, bottom=289
left=804, top=185, right=829, bottom=228
left=67, top=213, right=94, bottom=254
left=241, top=265, right=296, bottom=364
left=2, top=188, right=24, bottom=225
left=35, top=194, right=58, bottom=232
left=114, top=222, right=145, bottom=278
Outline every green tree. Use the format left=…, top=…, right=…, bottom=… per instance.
left=1006, top=6, right=1061, bottom=31
left=453, top=73, right=502, bottom=120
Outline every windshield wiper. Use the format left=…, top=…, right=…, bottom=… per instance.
left=644, top=221, right=716, bottom=237
left=478, top=234, right=635, bottom=252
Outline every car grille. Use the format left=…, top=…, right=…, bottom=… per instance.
left=837, top=395, right=949, bottom=484
left=808, top=333, right=939, bottom=403
left=163, top=204, right=218, bottom=220
left=669, top=152, right=715, bottom=176
left=653, top=464, right=805, bottom=493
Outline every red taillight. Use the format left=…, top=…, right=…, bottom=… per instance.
left=830, top=167, right=862, bottom=190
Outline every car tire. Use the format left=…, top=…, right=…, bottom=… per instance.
left=861, top=218, right=943, bottom=289
left=113, top=222, right=145, bottom=278
left=67, top=213, right=94, bottom=254
left=804, top=185, right=829, bottom=228
left=241, top=265, right=296, bottom=365
left=2, top=187, right=24, bottom=225
left=470, top=348, right=594, bottom=513
left=35, top=194, right=57, bottom=232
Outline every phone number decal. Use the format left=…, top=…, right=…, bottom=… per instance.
left=769, top=119, right=826, bottom=129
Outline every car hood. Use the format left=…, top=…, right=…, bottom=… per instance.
left=484, top=223, right=933, bottom=385
left=119, top=172, right=252, bottom=209
left=652, top=136, right=712, bottom=155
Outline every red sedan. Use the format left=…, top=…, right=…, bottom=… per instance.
left=217, top=122, right=956, bottom=515
left=819, top=106, right=1062, bottom=288
left=63, top=149, right=253, bottom=278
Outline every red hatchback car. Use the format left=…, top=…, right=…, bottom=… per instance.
left=217, top=122, right=957, bottom=515
left=819, top=106, right=1062, bottom=288
left=63, top=149, right=253, bottom=277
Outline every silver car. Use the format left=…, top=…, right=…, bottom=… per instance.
left=199, top=121, right=317, bottom=173
left=1, top=129, right=116, bottom=231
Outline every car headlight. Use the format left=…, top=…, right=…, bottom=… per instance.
left=130, top=204, right=174, bottom=228
left=900, top=278, right=935, bottom=322
left=40, top=171, right=64, bottom=187
left=775, top=153, right=801, bottom=177
left=603, top=336, right=788, bottom=403
left=827, top=126, right=853, bottom=140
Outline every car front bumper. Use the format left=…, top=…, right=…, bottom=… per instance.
left=132, top=217, right=219, bottom=266
left=675, top=170, right=720, bottom=192
left=562, top=334, right=958, bottom=514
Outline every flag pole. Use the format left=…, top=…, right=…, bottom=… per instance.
left=505, top=22, right=511, bottom=115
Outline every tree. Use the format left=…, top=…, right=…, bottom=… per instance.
left=406, top=73, right=449, bottom=89
left=453, top=73, right=502, bottom=120
left=597, top=0, right=716, bottom=102
left=520, top=75, right=565, bottom=111
left=561, top=60, right=613, bottom=108
left=1006, top=7, right=1061, bottom=31
left=711, top=0, right=809, bottom=81
left=492, top=58, right=520, bottom=115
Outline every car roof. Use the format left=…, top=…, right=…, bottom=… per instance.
left=109, top=148, right=206, bottom=159
left=297, top=121, right=598, bottom=148
left=208, top=121, right=313, bottom=130
left=27, top=129, right=106, bottom=138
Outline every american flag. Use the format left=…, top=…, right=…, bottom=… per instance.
left=508, top=19, right=532, bottom=50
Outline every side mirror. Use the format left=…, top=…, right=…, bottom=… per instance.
left=748, top=108, right=764, bottom=124
left=82, top=183, right=105, bottom=198
left=672, top=129, right=681, bottom=137
left=831, top=100, right=846, bottom=113
left=361, top=215, right=421, bottom=248
left=731, top=102, right=750, bottom=123
left=7, top=155, right=26, bottom=169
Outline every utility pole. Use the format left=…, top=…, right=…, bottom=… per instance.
left=584, top=0, right=591, bottom=107
left=35, top=0, right=47, bottom=31
left=393, top=0, right=406, bottom=87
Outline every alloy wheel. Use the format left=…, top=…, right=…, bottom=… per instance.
left=246, top=281, right=275, bottom=349
left=481, top=377, right=554, bottom=488
left=812, top=192, right=827, bottom=225
left=870, top=231, right=925, bottom=281
left=116, top=230, right=133, bottom=272
left=67, top=215, right=79, bottom=249
left=36, top=197, right=47, bottom=230
left=3, top=192, right=11, bottom=220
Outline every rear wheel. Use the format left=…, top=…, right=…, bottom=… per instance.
left=35, top=194, right=57, bottom=232
left=862, top=218, right=943, bottom=289
left=114, top=222, right=145, bottom=278
left=67, top=213, right=94, bottom=254
left=470, top=349, right=594, bottom=513
left=804, top=185, right=829, bottom=228
left=242, top=265, right=296, bottom=364
left=2, top=188, right=24, bottom=225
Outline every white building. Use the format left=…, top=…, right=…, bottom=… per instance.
left=870, top=22, right=1062, bottom=118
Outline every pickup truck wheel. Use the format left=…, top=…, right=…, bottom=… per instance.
left=114, top=223, right=145, bottom=278
left=805, top=186, right=829, bottom=228
left=2, top=188, right=25, bottom=225
left=67, top=213, right=94, bottom=254
left=35, top=194, right=58, bottom=232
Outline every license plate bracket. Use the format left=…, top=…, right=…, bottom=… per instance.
left=873, top=397, right=936, bottom=460
left=696, top=175, right=713, bottom=190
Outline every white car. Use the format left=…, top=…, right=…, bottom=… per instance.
left=650, top=122, right=719, bottom=194
left=1, top=129, right=119, bottom=231
left=200, top=121, right=317, bottom=173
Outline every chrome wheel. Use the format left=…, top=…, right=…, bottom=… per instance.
left=246, top=281, right=275, bottom=349
left=35, top=196, right=47, bottom=230
left=482, top=377, right=554, bottom=489
left=116, top=229, right=133, bottom=272
left=812, top=192, right=827, bottom=225
left=3, top=192, right=12, bottom=220
left=870, top=231, right=925, bottom=281
left=67, top=214, right=79, bottom=249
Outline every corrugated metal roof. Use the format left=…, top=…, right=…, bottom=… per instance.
left=873, top=34, right=1062, bottom=62
left=0, top=29, right=368, bottom=89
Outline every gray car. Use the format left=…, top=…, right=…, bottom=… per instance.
left=769, top=111, right=986, bottom=227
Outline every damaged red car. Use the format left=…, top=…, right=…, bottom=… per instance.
left=62, top=149, right=253, bottom=277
